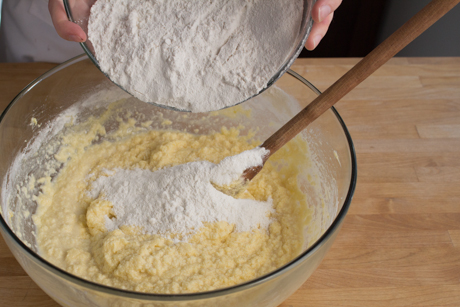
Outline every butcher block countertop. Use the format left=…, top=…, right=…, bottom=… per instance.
left=1, top=57, right=460, bottom=306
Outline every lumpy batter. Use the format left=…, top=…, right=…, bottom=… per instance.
left=33, top=107, right=311, bottom=294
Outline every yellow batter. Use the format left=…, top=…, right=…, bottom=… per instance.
left=32, top=105, right=311, bottom=294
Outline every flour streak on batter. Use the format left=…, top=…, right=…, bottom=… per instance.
left=89, top=147, right=273, bottom=241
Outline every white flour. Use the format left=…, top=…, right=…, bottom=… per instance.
left=89, top=147, right=272, bottom=241
left=88, top=0, right=303, bottom=112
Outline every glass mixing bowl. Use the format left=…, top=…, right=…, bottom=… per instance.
left=0, top=55, right=356, bottom=307
left=63, top=0, right=317, bottom=111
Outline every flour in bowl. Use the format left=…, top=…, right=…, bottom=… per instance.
left=89, top=147, right=272, bottom=241
left=88, top=0, right=303, bottom=112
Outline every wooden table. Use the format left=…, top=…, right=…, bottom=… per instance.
left=1, top=57, right=459, bottom=306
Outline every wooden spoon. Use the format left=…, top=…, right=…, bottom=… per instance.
left=241, top=0, right=460, bottom=183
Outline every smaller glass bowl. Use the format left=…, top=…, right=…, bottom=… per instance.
left=63, top=0, right=317, bottom=112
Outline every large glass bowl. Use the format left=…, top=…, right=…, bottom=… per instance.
left=0, top=55, right=356, bottom=307
left=63, top=0, right=316, bottom=111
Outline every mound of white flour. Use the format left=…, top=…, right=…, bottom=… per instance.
left=89, top=147, right=272, bottom=241
left=88, top=0, right=303, bottom=112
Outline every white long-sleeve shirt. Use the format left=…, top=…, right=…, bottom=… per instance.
left=0, top=0, right=82, bottom=62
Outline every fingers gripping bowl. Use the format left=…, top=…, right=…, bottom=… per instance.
left=0, top=55, right=356, bottom=307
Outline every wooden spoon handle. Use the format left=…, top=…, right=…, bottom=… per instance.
left=243, top=0, right=460, bottom=181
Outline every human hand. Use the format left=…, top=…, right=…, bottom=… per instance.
left=49, top=0, right=95, bottom=42
left=306, top=0, right=342, bottom=50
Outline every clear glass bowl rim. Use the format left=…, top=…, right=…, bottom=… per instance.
left=0, top=54, right=357, bottom=301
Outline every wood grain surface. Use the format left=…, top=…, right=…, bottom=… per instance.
left=1, top=57, right=459, bottom=306
left=254, top=0, right=459, bottom=175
